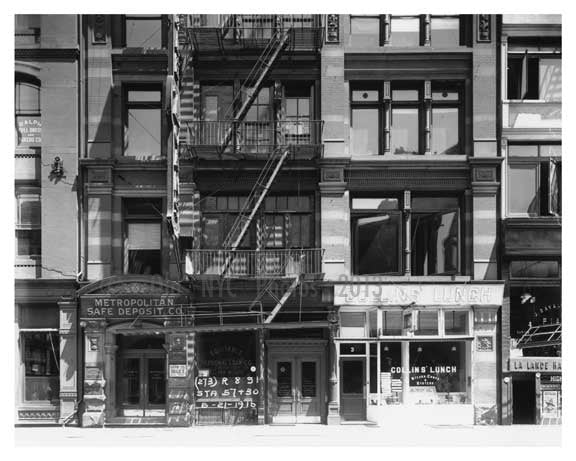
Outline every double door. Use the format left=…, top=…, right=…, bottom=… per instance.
left=117, top=352, right=166, bottom=417
left=270, top=354, right=323, bottom=423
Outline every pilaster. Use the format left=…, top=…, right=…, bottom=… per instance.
left=57, top=298, right=78, bottom=425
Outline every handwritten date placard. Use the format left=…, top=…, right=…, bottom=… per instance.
left=194, top=376, right=260, bottom=409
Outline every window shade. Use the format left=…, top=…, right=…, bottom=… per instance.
left=127, top=223, right=161, bottom=249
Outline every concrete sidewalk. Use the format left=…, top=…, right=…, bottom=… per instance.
left=14, top=423, right=562, bottom=447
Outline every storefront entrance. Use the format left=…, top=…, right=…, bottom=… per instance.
left=340, top=357, right=366, bottom=421
left=512, top=377, right=536, bottom=424
left=267, top=340, right=327, bottom=424
left=116, top=335, right=166, bottom=417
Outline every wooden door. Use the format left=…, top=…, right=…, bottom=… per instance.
left=340, top=357, right=366, bottom=421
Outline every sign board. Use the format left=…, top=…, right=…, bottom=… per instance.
left=16, top=116, right=41, bottom=147
left=334, top=283, right=504, bottom=307
left=169, top=364, right=188, bottom=378
left=194, top=376, right=260, bottom=409
left=80, top=295, right=189, bottom=319
left=508, top=357, right=562, bottom=372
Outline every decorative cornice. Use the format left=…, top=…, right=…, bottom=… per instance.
left=77, top=275, right=191, bottom=296
left=477, top=15, right=492, bottom=43
left=471, top=181, right=500, bottom=195
left=319, top=181, right=347, bottom=196
left=15, top=279, right=77, bottom=302
left=15, top=48, right=80, bottom=61
left=325, top=15, right=340, bottom=44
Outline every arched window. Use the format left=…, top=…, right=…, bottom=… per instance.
left=15, top=73, right=41, bottom=148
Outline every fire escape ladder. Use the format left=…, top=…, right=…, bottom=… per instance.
left=217, top=29, right=291, bottom=155
left=264, top=274, right=301, bottom=324
left=219, top=147, right=290, bottom=277
left=220, top=14, right=236, bottom=39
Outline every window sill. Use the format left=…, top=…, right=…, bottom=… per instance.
left=349, top=154, right=468, bottom=161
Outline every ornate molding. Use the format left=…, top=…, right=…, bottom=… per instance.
left=325, top=15, right=340, bottom=43
left=93, top=15, right=107, bottom=44
left=77, top=275, right=190, bottom=296
left=477, top=15, right=491, bottom=43
left=18, top=410, right=60, bottom=420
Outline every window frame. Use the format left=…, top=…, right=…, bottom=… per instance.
left=350, top=83, right=383, bottom=156
left=20, top=329, right=60, bottom=404
left=15, top=190, right=41, bottom=260
left=123, top=14, right=164, bottom=49
left=123, top=84, right=164, bottom=159
left=507, top=143, right=562, bottom=217
left=123, top=198, right=163, bottom=275
left=390, top=82, right=423, bottom=155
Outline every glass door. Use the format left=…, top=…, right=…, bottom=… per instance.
left=117, top=352, right=166, bottom=417
left=270, top=355, right=322, bottom=423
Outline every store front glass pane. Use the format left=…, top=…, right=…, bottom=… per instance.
left=391, top=107, right=419, bottom=154
left=354, top=213, right=401, bottom=275
left=390, top=17, right=420, bottom=46
left=431, top=107, right=459, bottom=155
left=430, top=17, right=460, bottom=46
left=351, top=108, right=378, bottom=155
left=409, top=341, right=467, bottom=404
left=444, top=310, right=469, bottom=335
left=379, top=343, right=402, bottom=404
left=508, top=164, right=538, bottom=215
left=23, top=332, right=59, bottom=402
left=196, top=332, right=257, bottom=377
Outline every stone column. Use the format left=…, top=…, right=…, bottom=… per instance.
left=103, top=335, right=118, bottom=421
left=81, top=320, right=107, bottom=427
left=258, top=328, right=266, bottom=425
left=472, top=306, right=499, bottom=425
left=327, top=309, right=340, bottom=425
left=58, top=298, right=78, bottom=425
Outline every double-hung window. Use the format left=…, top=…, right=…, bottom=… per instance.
left=124, top=198, right=162, bottom=275
left=390, top=83, right=421, bottom=155
left=350, top=86, right=380, bottom=156
left=507, top=143, right=561, bottom=217
left=285, top=85, right=311, bottom=145
left=124, top=86, right=162, bottom=159
left=15, top=73, right=41, bottom=149
left=389, top=15, right=420, bottom=46
left=16, top=191, right=41, bottom=260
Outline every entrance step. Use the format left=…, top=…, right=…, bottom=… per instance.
left=105, top=416, right=166, bottom=427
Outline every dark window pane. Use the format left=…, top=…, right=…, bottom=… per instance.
left=508, top=164, right=538, bottom=215
left=128, top=250, right=161, bottom=275
left=390, top=17, right=420, bottom=46
left=19, top=198, right=41, bottom=226
left=301, top=362, right=317, bottom=397
left=125, top=17, right=162, bottom=48
left=340, top=313, right=366, bottom=338
left=202, top=215, right=221, bottom=248
left=352, top=108, right=379, bottom=155
left=510, top=260, right=560, bottom=278
left=355, top=213, right=401, bottom=275
left=444, top=310, right=469, bottom=335
left=411, top=211, right=459, bottom=275
left=16, top=81, right=40, bottom=114
left=277, top=362, right=292, bottom=397
left=120, top=357, right=140, bottom=404
left=148, top=358, right=166, bottom=405
left=431, top=17, right=460, bottom=46
left=432, top=107, right=459, bottom=155
left=264, top=214, right=284, bottom=248
left=507, top=56, right=524, bottom=99
left=432, top=90, right=459, bottom=102
left=342, top=360, right=364, bottom=394
left=412, top=197, right=459, bottom=210
left=391, top=107, right=419, bottom=154
left=16, top=229, right=41, bottom=256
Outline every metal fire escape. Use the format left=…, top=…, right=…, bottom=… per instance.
left=182, top=15, right=302, bottom=325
